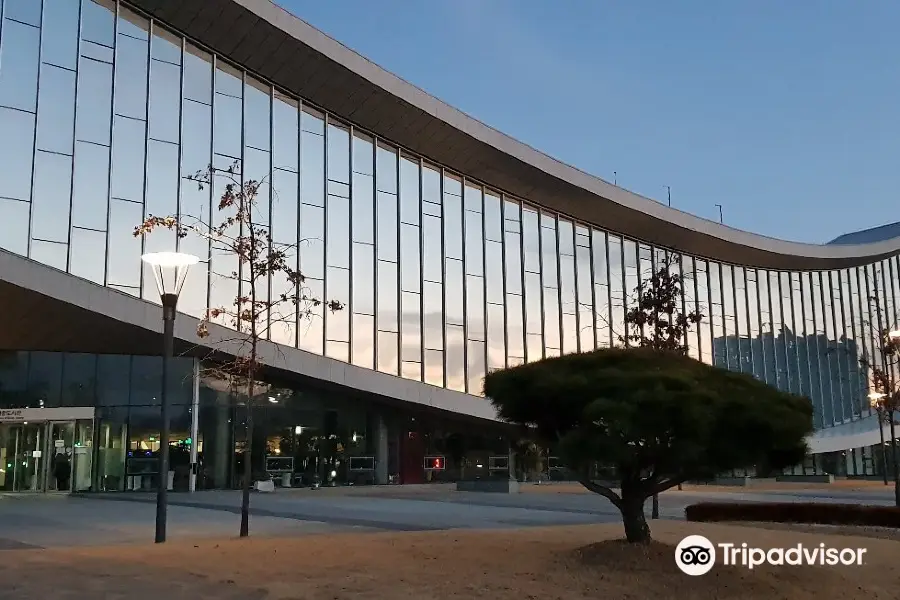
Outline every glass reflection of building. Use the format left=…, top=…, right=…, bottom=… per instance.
left=0, top=0, right=899, bottom=488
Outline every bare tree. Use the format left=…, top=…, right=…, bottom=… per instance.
left=857, top=282, right=900, bottom=505
left=134, top=161, right=343, bottom=536
left=619, top=251, right=703, bottom=517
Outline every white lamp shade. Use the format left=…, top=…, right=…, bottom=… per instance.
left=141, top=252, right=199, bottom=298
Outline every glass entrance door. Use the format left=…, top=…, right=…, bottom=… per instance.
left=0, top=423, right=46, bottom=492
left=48, top=422, right=75, bottom=492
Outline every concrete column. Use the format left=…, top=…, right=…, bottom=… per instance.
left=508, top=446, right=516, bottom=481
left=375, top=414, right=388, bottom=485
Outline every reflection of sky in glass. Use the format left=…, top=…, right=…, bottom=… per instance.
left=0, top=1, right=895, bottom=423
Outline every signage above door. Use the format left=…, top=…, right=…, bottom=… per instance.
left=0, top=407, right=96, bottom=423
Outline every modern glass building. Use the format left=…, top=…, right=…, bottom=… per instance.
left=1, top=0, right=899, bottom=492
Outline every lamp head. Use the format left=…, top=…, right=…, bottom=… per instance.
left=141, top=252, right=198, bottom=304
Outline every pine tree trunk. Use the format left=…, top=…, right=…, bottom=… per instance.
left=621, top=494, right=651, bottom=543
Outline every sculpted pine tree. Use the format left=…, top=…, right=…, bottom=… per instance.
left=134, top=161, right=343, bottom=537
left=485, top=251, right=813, bottom=543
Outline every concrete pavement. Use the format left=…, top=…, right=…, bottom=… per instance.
left=0, top=483, right=892, bottom=550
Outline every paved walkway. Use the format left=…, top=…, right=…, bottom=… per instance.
left=1, top=483, right=892, bottom=550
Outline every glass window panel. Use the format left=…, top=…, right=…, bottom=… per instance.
left=271, top=169, right=297, bottom=246
left=4, top=0, right=42, bottom=26
left=399, top=156, right=419, bottom=226
left=467, top=274, right=485, bottom=341
left=401, top=291, right=421, bottom=363
left=377, top=331, right=398, bottom=375
left=576, top=241, right=593, bottom=351
left=352, top=179, right=374, bottom=245
left=326, top=121, right=349, bottom=184
left=464, top=184, right=482, bottom=214
left=147, top=57, right=180, bottom=144
left=0, top=108, right=36, bottom=200
left=724, top=266, right=741, bottom=370
left=81, top=39, right=113, bottom=63
left=424, top=349, right=443, bottom=387
left=695, top=261, right=712, bottom=364
left=464, top=209, right=483, bottom=276
left=300, top=111, right=325, bottom=207
left=485, top=241, right=503, bottom=305
left=443, top=191, right=462, bottom=260
left=114, top=32, right=149, bottom=120
left=506, top=294, right=524, bottom=362
left=467, top=340, right=485, bottom=395
left=524, top=272, right=542, bottom=338
left=422, top=215, right=442, bottom=283
left=243, top=78, right=270, bottom=151
left=376, top=191, right=397, bottom=262
left=376, top=143, right=397, bottom=193
left=244, top=147, right=270, bottom=228
left=445, top=325, right=465, bottom=392
left=351, top=314, right=374, bottom=369
left=443, top=172, right=462, bottom=196
left=299, top=204, right=324, bottom=279
left=180, top=100, right=212, bottom=266
left=31, top=240, right=68, bottom=271
left=71, top=141, right=110, bottom=231
left=28, top=351, right=63, bottom=408
left=758, top=269, right=775, bottom=385
left=543, top=286, right=560, bottom=350
left=793, top=272, right=811, bottom=398
left=351, top=242, right=375, bottom=315
left=487, top=302, right=506, bottom=371
left=746, top=268, right=763, bottom=379
left=110, top=116, right=145, bottom=202
left=183, top=45, right=212, bottom=105
left=82, top=0, right=115, bottom=48
left=298, top=277, right=324, bottom=354
left=709, top=262, right=725, bottom=367
left=445, top=259, right=464, bottom=326
left=272, top=92, right=298, bottom=171
left=423, top=281, right=443, bottom=351
left=484, top=191, right=502, bottom=242
left=75, top=59, right=113, bottom=147
left=401, top=361, right=421, bottom=382
left=505, top=229, right=523, bottom=296
left=735, top=267, right=752, bottom=374
left=782, top=272, right=800, bottom=395
left=608, top=236, right=624, bottom=345
left=32, top=151, right=72, bottom=242
left=106, top=199, right=143, bottom=288
left=149, top=25, right=180, bottom=65
left=540, top=218, right=558, bottom=286
left=593, top=230, right=610, bottom=348
left=400, top=223, right=420, bottom=293
left=623, top=239, right=638, bottom=343
left=36, top=65, right=77, bottom=155
left=682, top=256, right=700, bottom=360
left=0, top=19, right=40, bottom=112
left=812, top=273, right=831, bottom=426
left=422, top=164, right=440, bottom=203
left=145, top=139, right=178, bottom=221
left=0, top=198, right=29, bottom=255
left=214, top=63, right=242, bottom=157
left=325, top=267, right=350, bottom=343
left=325, top=341, right=349, bottom=363
left=326, top=195, right=349, bottom=268
left=69, top=227, right=105, bottom=283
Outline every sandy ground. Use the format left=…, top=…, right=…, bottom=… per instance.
left=523, top=480, right=890, bottom=494
left=1, top=521, right=898, bottom=599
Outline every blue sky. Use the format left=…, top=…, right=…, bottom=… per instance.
left=282, top=0, right=899, bottom=244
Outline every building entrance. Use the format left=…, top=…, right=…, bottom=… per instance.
left=0, top=408, right=95, bottom=493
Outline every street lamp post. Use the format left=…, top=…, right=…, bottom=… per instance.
left=142, top=251, right=198, bottom=544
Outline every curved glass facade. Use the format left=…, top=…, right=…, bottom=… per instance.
left=1, top=0, right=899, bottom=448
